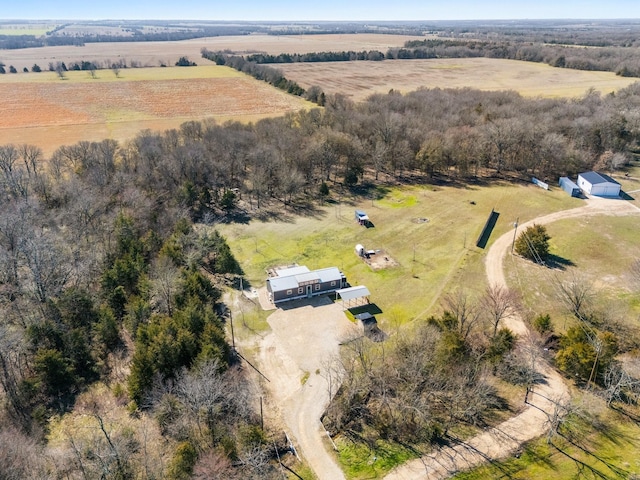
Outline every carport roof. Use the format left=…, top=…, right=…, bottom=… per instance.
left=336, top=285, right=371, bottom=301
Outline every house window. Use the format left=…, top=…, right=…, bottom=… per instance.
left=286, top=290, right=292, bottom=296
left=315, top=284, right=320, bottom=290
left=298, top=287, right=303, bottom=294
left=331, top=281, right=336, bottom=286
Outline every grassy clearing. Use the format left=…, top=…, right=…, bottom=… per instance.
left=335, top=436, right=419, bottom=479
left=452, top=399, right=640, bottom=479
left=218, top=182, right=579, bottom=329
left=506, top=214, right=640, bottom=335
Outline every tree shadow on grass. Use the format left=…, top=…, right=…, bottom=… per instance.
left=551, top=437, right=630, bottom=479
left=545, top=254, right=576, bottom=270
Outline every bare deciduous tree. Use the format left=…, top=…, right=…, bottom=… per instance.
left=481, top=284, right=519, bottom=338
left=442, top=289, right=482, bottom=341
left=554, top=273, right=594, bottom=321
left=149, top=255, right=180, bottom=316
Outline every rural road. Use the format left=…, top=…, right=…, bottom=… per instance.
left=384, top=195, right=640, bottom=480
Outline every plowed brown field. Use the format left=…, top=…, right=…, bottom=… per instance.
left=0, top=66, right=310, bottom=156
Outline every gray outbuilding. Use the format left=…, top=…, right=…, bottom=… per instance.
left=559, top=177, right=581, bottom=197
left=577, top=171, right=621, bottom=197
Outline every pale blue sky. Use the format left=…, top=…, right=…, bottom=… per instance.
left=2, top=0, right=638, bottom=21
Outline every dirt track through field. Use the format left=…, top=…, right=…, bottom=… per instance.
left=384, top=196, right=640, bottom=479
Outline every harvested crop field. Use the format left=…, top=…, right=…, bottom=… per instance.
left=0, top=66, right=311, bottom=155
left=0, top=34, right=424, bottom=73
left=276, top=57, right=640, bottom=101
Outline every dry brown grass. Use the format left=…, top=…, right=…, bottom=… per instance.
left=276, top=57, right=640, bottom=102
left=0, top=66, right=310, bottom=156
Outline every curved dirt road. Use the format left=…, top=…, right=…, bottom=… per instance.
left=385, top=196, right=640, bottom=480
left=255, top=298, right=358, bottom=480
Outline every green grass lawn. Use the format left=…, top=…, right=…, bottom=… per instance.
left=218, top=181, right=580, bottom=330
left=505, top=214, right=640, bottom=336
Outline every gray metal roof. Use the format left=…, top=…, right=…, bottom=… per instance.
left=268, top=266, right=343, bottom=293
left=579, top=171, right=620, bottom=186
left=336, top=285, right=371, bottom=301
left=274, top=266, right=310, bottom=277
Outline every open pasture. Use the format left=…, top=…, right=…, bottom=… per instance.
left=0, top=33, right=423, bottom=73
left=217, top=183, right=581, bottom=326
left=276, top=57, right=640, bottom=101
left=0, top=66, right=311, bottom=156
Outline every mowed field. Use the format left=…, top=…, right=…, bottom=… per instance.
left=0, top=66, right=312, bottom=156
left=276, top=57, right=640, bottom=101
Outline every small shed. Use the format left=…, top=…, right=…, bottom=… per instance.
left=336, top=285, right=371, bottom=309
left=355, top=210, right=370, bottom=226
left=577, top=171, right=621, bottom=197
left=559, top=177, right=580, bottom=197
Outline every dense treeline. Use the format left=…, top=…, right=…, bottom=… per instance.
left=0, top=26, right=258, bottom=50
left=441, top=20, right=640, bottom=48
left=398, top=38, right=640, bottom=77
left=201, top=49, right=308, bottom=97
left=246, top=50, right=386, bottom=63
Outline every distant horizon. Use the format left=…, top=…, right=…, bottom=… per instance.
left=2, top=18, right=640, bottom=23
left=3, top=0, right=639, bottom=22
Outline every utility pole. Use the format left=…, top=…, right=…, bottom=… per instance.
left=229, top=311, right=236, bottom=351
left=511, top=217, right=519, bottom=254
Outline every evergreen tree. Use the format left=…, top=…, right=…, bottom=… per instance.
left=514, top=224, right=550, bottom=262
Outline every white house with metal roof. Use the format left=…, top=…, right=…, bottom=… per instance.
left=577, top=171, right=621, bottom=197
left=266, top=265, right=346, bottom=304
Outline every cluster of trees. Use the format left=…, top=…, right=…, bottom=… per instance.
left=325, top=288, right=523, bottom=445
left=0, top=131, right=284, bottom=477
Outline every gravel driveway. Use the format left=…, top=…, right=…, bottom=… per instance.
left=256, top=294, right=360, bottom=480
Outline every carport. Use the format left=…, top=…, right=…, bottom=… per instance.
left=336, top=285, right=371, bottom=309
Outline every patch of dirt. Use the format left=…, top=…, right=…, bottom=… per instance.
left=361, top=249, right=399, bottom=270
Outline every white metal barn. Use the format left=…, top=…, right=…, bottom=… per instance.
left=577, top=171, right=621, bottom=197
